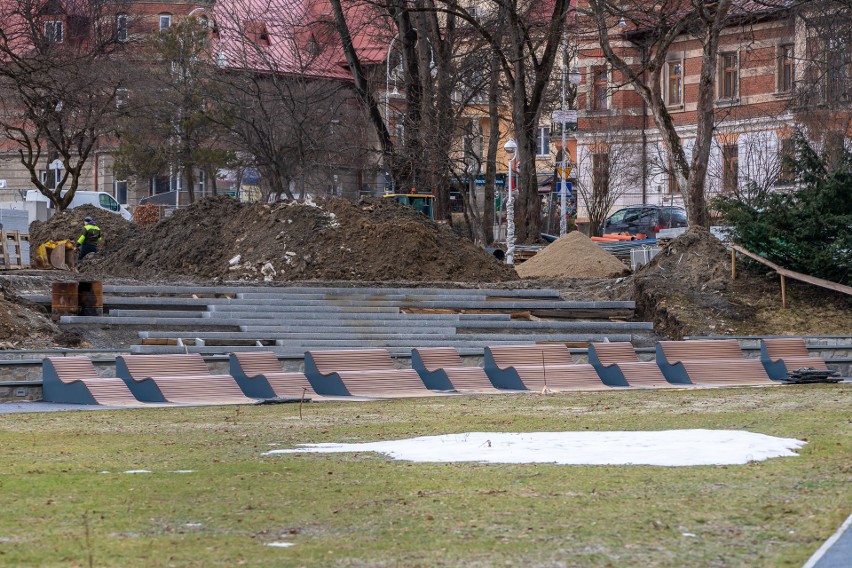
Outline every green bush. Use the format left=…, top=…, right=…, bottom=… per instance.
left=713, top=132, right=851, bottom=285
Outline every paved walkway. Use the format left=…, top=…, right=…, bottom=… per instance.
left=803, top=514, right=852, bottom=568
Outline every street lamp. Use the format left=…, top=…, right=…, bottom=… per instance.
left=503, top=138, right=517, bottom=265
left=559, top=38, right=582, bottom=237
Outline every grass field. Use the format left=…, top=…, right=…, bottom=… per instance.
left=1, top=385, right=850, bottom=567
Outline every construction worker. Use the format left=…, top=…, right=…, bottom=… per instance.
left=77, top=216, right=102, bottom=261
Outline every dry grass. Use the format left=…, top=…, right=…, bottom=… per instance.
left=0, top=385, right=850, bottom=567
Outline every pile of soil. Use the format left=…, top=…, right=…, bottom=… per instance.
left=0, top=280, right=81, bottom=349
left=630, top=226, right=852, bottom=339
left=29, top=205, right=140, bottom=254
left=81, top=196, right=516, bottom=282
left=516, top=231, right=631, bottom=279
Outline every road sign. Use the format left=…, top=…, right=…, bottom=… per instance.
left=552, top=109, right=577, bottom=123
left=557, top=181, right=572, bottom=197
left=0, top=180, right=6, bottom=189
left=556, top=167, right=573, bottom=178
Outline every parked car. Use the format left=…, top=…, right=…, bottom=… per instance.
left=601, top=205, right=688, bottom=238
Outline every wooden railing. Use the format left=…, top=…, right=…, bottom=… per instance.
left=731, top=245, right=852, bottom=308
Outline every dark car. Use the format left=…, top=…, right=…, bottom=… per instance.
left=602, top=205, right=688, bottom=238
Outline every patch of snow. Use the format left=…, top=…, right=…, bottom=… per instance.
left=266, top=542, right=295, bottom=548
left=169, top=470, right=195, bottom=474
left=123, top=470, right=152, bottom=474
left=228, top=254, right=241, bottom=266
left=262, top=430, right=805, bottom=467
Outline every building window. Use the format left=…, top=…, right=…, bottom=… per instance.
left=535, top=127, right=550, bottom=157
left=198, top=170, right=206, bottom=195
left=159, top=14, right=172, bottom=31
left=667, top=155, right=680, bottom=195
left=722, top=144, right=738, bottom=193
left=592, top=153, right=610, bottom=195
left=116, top=14, right=128, bottom=42
left=44, top=20, right=64, bottom=44
left=592, top=66, right=608, bottom=111
left=115, top=87, right=129, bottom=109
left=719, top=52, right=738, bottom=100
left=826, top=38, right=850, bottom=102
left=777, top=138, right=795, bottom=185
left=245, top=21, right=270, bottom=46
left=115, top=180, right=128, bottom=205
left=665, top=60, right=683, bottom=106
left=778, top=45, right=794, bottom=93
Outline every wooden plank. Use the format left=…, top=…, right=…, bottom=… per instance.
left=529, top=308, right=634, bottom=320
left=732, top=245, right=852, bottom=296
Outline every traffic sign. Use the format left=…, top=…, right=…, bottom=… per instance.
left=0, top=180, right=6, bottom=189
left=556, top=167, right=572, bottom=178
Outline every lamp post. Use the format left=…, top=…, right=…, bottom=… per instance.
left=559, top=39, right=582, bottom=236
left=503, top=138, right=517, bottom=265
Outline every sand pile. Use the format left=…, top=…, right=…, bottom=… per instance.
left=515, top=231, right=631, bottom=279
left=79, top=196, right=516, bottom=283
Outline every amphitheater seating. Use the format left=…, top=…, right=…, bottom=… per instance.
left=411, top=347, right=503, bottom=392
left=588, top=342, right=678, bottom=388
left=116, top=354, right=257, bottom=404
left=303, top=349, right=445, bottom=398
left=229, top=351, right=326, bottom=400
left=760, top=338, right=829, bottom=380
left=42, top=356, right=144, bottom=406
left=483, top=344, right=610, bottom=391
left=656, top=340, right=776, bottom=386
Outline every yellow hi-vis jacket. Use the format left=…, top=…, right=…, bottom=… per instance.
left=77, top=224, right=103, bottom=247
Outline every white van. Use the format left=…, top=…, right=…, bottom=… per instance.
left=26, top=189, right=132, bottom=221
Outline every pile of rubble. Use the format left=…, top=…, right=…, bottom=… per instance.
left=46, top=196, right=517, bottom=282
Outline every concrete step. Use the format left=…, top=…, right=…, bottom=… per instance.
left=128, top=335, right=631, bottom=355
left=105, top=285, right=563, bottom=298
left=204, top=308, right=512, bottom=321
left=109, top=310, right=206, bottom=318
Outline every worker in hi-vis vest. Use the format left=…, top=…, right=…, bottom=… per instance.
left=77, top=216, right=102, bottom=261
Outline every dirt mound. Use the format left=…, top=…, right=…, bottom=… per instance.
left=515, top=231, right=631, bottom=279
left=83, top=196, right=516, bottom=282
left=0, top=280, right=75, bottom=349
left=633, top=227, right=751, bottom=339
left=29, top=205, right=140, bottom=254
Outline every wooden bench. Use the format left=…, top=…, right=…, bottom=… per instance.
left=588, top=342, right=678, bottom=388
left=303, top=349, right=443, bottom=398
left=483, top=344, right=609, bottom=391
left=229, top=351, right=324, bottom=400
left=412, top=347, right=502, bottom=392
left=656, top=340, right=775, bottom=386
left=42, top=356, right=144, bottom=406
left=116, top=354, right=257, bottom=404
left=760, top=338, right=828, bottom=380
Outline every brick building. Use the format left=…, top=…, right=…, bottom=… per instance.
left=566, top=3, right=851, bottom=226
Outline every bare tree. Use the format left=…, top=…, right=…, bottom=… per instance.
left=0, top=0, right=130, bottom=210
left=575, top=133, right=641, bottom=236
left=212, top=0, right=370, bottom=202
left=582, top=0, right=739, bottom=228
left=115, top=18, right=230, bottom=205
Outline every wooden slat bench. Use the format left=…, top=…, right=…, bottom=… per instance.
left=412, top=347, right=503, bottom=393
left=42, top=356, right=144, bottom=406
left=656, top=340, right=776, bottom=386
left=760, top=338, right=829, bottom=380
left=588, top=342, right=679, bottom=388
left=303, top=349, right=445, bottom=398
left=229, top=351, right=325, bottom=400
left=483, top=344, right=610, bottom=391
left=116, top=354, right=257, bottom=404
